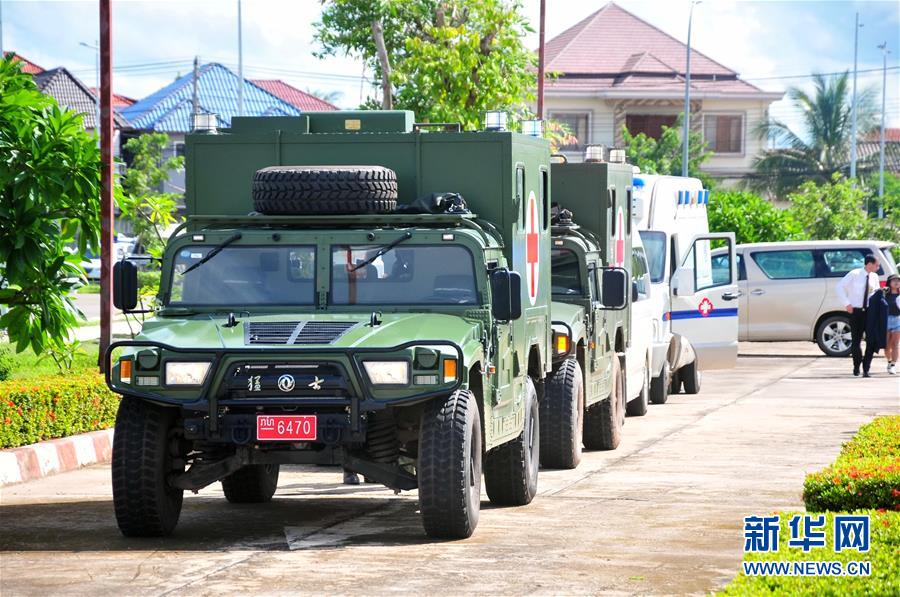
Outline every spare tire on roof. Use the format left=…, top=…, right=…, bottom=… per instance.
left=252, top=165, right=398, bottom=215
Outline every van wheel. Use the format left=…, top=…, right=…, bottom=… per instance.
left=681, top=360, right=701, bottom=394
left=816, top=315, right=853, bottom=357
left=419, top=389, right=481, bottom=539
left=221, top=465, right=280, bottom=503
left=539, top=358, right=583, bottom=469
left=626, top=355, right=650, bottom=417
left=484, top=377, right=539, bottom=506
left=583, top=356, right=623, bottom=450
left=669, top=369, right=682, bottom=395
left=650, top=360, right=670, bottom=405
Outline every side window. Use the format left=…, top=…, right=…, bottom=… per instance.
left=591, top=267, right=601, bottom=303
left=516, top=166, right=525, bottom=223
left=820, top=249, right=884, bottom=277
left=632, top=247, right=649, bottom=299
left=710, top=253, right=731, bottom=286
left=540, top=168, right=549, bottom=230
left=626, top=188, right=633, bottom=234
left=687, top=238, right=732, bottom=290
left=609, top=187, right=617, bottom=235
left=737, top=254, right=746, bottom=281
left=752, top=250, right=816, bottom=280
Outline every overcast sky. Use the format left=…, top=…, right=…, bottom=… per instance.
left=3, top=0, right=899, bottom=130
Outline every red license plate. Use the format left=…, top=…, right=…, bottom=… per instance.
left=256, top=415, right=317, bottom=441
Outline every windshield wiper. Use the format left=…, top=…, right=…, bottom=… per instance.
left=349, top=232, right=412, bottom=272
left=180, top=233, right=242, bottom=276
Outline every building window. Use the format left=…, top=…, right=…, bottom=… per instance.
left=703, top=114, right=743, bottom=154
left=174, top=142, right=186, bottom=158
left=624, top=114, right=677, bottom=140
left=548, top=112, right=589, bottom=151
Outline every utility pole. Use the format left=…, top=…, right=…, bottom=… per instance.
left=192, top=55, right=199, bottom=121
left=682, top=1, right=701, bottom=177
left=98, top=0, right=114, bottom=371
left=849, top=12, right=862, bottom=179
left=537, top=0, right=546, bottom=119
left=79, top=41, right=100, bottom=143
left=237, top=0, right=244, bottom=117
left=877, top=42, right=889, bottom=215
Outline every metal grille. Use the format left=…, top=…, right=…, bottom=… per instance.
left=245, top=321, right=357, bottom=345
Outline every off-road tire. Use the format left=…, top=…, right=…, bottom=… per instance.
left=540, top=358, right=584, bottom=469
left=583, top=356, right=623, bottom=450
left=112, top=396, right=183, bottom=537
left=626, top=355, right=650, bottom=417
left=681, top=359, right=701, bottom=394
left=815, top=314, right=853, bottom=357
left=650, top=360, right=670, bottom=405
left=221, top=464, right=280, bottom=503
left=251, top=166, right=398, bottom=214
left=484, top=377, right=540, bottom=506
left=419, top=389, right=482, bottom=539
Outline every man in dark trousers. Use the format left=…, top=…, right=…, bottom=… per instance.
left=836, top=255, right=880, bottom=376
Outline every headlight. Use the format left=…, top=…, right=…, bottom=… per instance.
left=363, top=361, right=409, bottom=385
left=165, top=362, right=211, bottom=386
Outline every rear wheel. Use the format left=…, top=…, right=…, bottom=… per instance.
left=816, top=314, right=853, bottom=357
left=221, top=465, right=280, bottom=503
left=418, top=389, right=482, bottom=539
left=626, top=355, right=650, bottom=417
left=681, top=360, right=701, bottom=395
left=484, top=377, right=540, bottom=506
left=583, top=356, right=624, bottom=450
left=540, top=358, right=584, bottom=469
left=650, top=360, right=670, bottom=405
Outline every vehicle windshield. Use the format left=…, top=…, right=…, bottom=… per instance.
left=169, top=245, right=316, bottom=306
left=331, top=244, right=478, bottom=305
left=551, top=248, right=583, bottom=295
left=639, top=230, right=666, bottom=283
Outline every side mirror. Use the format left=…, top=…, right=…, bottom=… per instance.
left=600, top=267, right=628, bottom=310
left=490, top=269, right=522, bottom=322
left=632, top=280, right=640, bottom=302
left=113, top=260, right=139, bottom=311
left=673, top=267, right=695, bottom=297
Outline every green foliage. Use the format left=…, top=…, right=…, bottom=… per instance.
left=315, top=0, right=536, bottom=131
left=622, top=118, right=714, bottom=188
left=708, top=191, right=804, bottom=244
left=803, top=416, right=900, bottom=512
left=0, top=55, right=100, bottom=363
left=0, top=341, right=99, bottom=380
left=0, top=345, right=14, bottom=381
left=720, top=510, right=899, bottom=596
left=787, top=174, right=873, bottom=241
left=119, top=132, right=183, bottom=260
left=0, top=372, right=119, bottom=448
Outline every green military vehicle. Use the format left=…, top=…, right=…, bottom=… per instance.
left=539, top=160, right=633, bottom=469
left=107, top=111, right=627, bottom=540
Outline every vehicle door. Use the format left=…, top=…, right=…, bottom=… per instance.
left=744, top=249, right=826, bottom=341
left=817, top=247, right=888, bottom=313
left=712, top=250, right=749, bottom=339
left=671, top=233, right=739, bottom=370
left=626, top=246, right=653, bottom=399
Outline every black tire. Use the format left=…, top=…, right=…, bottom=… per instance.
left=681, top=359, right=701, bottom=395
left=484, top=377, right=540, bottom=506
left=583, top=356, right=623, bottom=450
left=626, top=354, right=650, bottom=417
left=669, top=369, right=682, bottom=395
left=251, top=165, right=398, bottom=215
left=650, top=360, right=670, bottom=405
left=540, top=358, right=584, bottom=469
left=112, top=396, right=184, bottom=537
left=221, top=464, right=280, bottom=503
left=815, top=314, right=853, bottom=357
left=419, top=389, right=482, bottom=539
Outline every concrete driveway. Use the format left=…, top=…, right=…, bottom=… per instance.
left=1, top=343, right=897, bottom=596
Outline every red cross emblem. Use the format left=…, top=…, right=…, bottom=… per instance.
left=698, top=298, right=714, bottom=317
left=614, top=208, right=625, bottom=267
left=525, top=191, right=540, bottom=305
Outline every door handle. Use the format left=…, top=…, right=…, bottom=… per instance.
left=750, top=289, right=765, bottom=296
left=722, top=291, right=742, bottom=301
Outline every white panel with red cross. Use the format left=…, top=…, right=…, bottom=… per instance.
left=525, top=190, right=540, bottom=306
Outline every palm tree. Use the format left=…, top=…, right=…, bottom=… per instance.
left=752, top=72, right=877, bottom=197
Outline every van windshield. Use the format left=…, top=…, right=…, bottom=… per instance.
left=639, top=230, right=666, bottom=283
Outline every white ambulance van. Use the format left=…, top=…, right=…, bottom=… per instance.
left=632, top=174, right=739, bottom=404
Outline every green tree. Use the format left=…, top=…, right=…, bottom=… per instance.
left=752, top=72, right=877, bottom=197
left=707, top=191, right=804, bottom=244
left=0, top=56, right=100, bottom=367
left=622, top=118, right=714, bottom=188
left=786, top=173, right=871, bottom=240
left=315, top=0, right=536, bottom=130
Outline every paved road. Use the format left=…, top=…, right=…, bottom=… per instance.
left=1, top=344, right=897, bottom=596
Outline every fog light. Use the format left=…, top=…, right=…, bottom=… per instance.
left=414, top=375, right=439, bottom=385
left=136, top=376, right=159, bottom=386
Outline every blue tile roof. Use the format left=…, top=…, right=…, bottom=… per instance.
left=121, top=62, right=301, bottom=132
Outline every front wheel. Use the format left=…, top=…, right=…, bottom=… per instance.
left=626, top=355, right=650, bottom=417
left=681, top=360, right=701, bottom=395
left=484, top=377, right=540, bottom=506
left=816, top=314, right=853, bottom=357
left=583, top=356, right=624, bottom=450
left=540, top=358, right=584, bottom=469
left=650, top=360, right=670, bottom=405
left=418, top=389, right=482, bottom=539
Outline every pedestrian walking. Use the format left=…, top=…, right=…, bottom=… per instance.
left=835, top=255, right=881, bottom=377
left=884, top=274, right=900, bottom=375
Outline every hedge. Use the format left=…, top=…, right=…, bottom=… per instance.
left=803, top=416, right=900, bottom=512
left=0, top=372, right=119, bottom=449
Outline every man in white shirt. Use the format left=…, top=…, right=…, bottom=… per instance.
left=835, top=255, right=881, bottom=376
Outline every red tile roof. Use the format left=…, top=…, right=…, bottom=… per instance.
left=865, top=128, right=900, bottom=143
left=88, top=87, right=136, bottom=108
left=543, top=2, right=774, bottom=98
left=5, top=52, right=44, bottom=74
left=250, top=80, right=338, bottom=111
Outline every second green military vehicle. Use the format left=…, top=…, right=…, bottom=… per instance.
left=107, top=111, right=630, bottom=539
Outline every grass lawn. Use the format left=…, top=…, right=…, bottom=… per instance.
left=0, top=341, right=100, bottom=379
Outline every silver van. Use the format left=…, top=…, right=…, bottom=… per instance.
left=711, top=241, right=897, bottom=356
